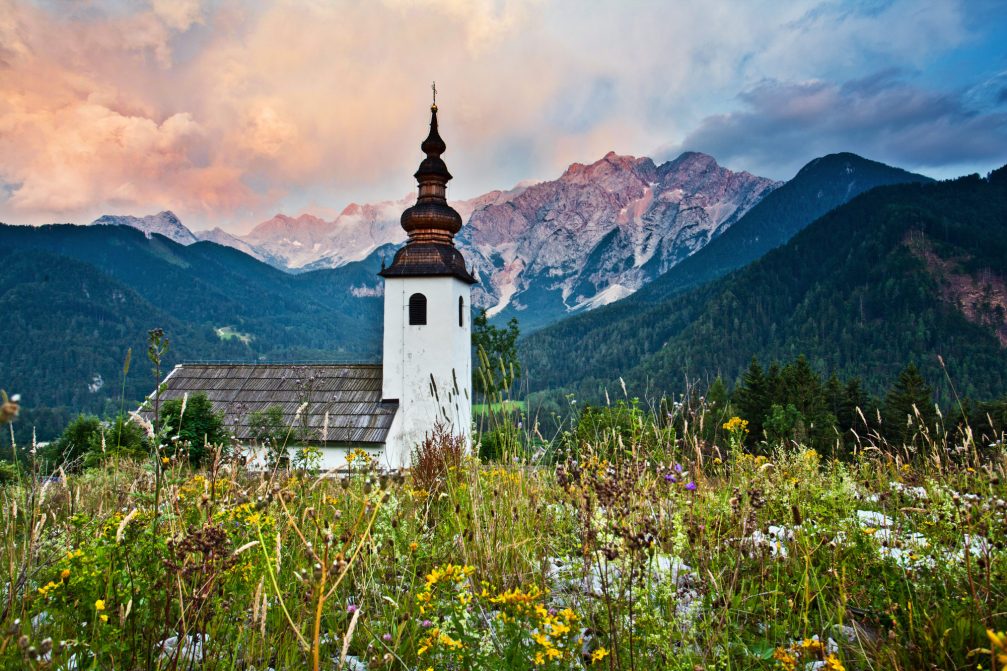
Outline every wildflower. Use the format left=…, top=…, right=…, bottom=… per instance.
left=591, top=647, right=610, bottom=664
left=347, top=604, right=358, bottom=614
left=382, top=633, right=392, bottom=642
left=95, top=600, right=105, bottom=612
left=773, top=647, right=797, bottom=671
left=60, top=569, right=70, bottom=580
left=409, top=542, right=419, bottom=552
left=421, top=620, right=432, bottom=628
left=824, top=654, right=845, bottom=671
left=100, top=615, right=108, bottom=624
left=664, top=473, right=677, bottom=483
left=685, top=481, right=697, bottom=491
left=549, top=621, right=571, bottom=637
left=722, top=416, right=749, bottom=433
left=988, top=630, right=1007, bottom=667
left=161, top=457, right=170, bottom=465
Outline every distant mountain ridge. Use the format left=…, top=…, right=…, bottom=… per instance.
left=459, top=151, right=779, bottom=330
left=630, top=152, right=933, bottom=303
left=516, top=153, right=934, bottom=369
left=85, top=150, right=781, bottom=331
left=2, top=150, right=966, bottom=442
left=520, top=166, right=1007, bottom=406
left=92, top=211, right=198, bottom=245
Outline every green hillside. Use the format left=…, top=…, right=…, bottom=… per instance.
left=521, top=167, right=1007, bottom=406
left=0, top=224, right=384, bottom=441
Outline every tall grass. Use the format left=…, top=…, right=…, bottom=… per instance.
left=0, top=388, right=1005, bottom=670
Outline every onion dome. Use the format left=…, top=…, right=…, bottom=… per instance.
left=380, top=101, right=476, bottom=284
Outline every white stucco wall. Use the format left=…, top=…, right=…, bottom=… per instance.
left=382, top=275, right=472, bottom=467
left=241, top=443, right=388, bottom=471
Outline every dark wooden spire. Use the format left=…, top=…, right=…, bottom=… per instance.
left=380, top=99, right=476, bottom=284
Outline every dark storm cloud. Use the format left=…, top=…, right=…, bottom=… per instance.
left=668, top=74, right=1007, bottom=178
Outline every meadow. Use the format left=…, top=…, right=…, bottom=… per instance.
left=1, top=398, right=1006, bottom=671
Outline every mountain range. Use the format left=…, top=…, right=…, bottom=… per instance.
left=520, top=165, right=1007, bottom=412
left=90, top=151, right=779, bottom=331
left=5, top=147, right=995, bottom=443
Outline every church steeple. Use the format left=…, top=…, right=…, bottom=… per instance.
left=379, top=87, right=476, bottom=467
left=380, top=93, right=476, bottom=284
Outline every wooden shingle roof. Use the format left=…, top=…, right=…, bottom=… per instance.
left=148, top=364, right=397, bottom=445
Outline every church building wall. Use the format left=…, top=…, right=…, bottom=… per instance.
left=382, top=275, right=472, bottom=468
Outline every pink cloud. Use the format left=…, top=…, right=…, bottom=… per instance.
left=0, top=0, right=988, bottom=229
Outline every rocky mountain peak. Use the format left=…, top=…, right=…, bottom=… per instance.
left=560, top=152, right=657, bottom=185
left=90, top=210, right=197, bottom=245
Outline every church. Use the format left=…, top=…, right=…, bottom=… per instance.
left=148, top=100, right=475, bottom=470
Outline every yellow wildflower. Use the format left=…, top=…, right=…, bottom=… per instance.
left=773, top=647, right=797, bottom=671
left=549, top=621, right=571, bottom=637
left=722, top=416, right=749, bottom=433
left=591, top=647, right=610, bottom=664
left=824, top=654, right=845, bottom=671
left=60, top=569, right=71, bottom=580
left=95, top=599, right=105, bottom=611
left=988, top=630, right=1007, bottom=667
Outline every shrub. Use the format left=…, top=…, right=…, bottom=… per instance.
left=46, top=414, right=150, bottom=471
left=46, top=414, right=102, bottom=470
left=160, top=393, right=229, bottom=466
left=248, top=405, right=291, bottom=465
left=412, top=421, right=465, bottom=495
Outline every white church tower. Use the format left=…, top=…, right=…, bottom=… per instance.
left=379, top=97, right=477, bottom=468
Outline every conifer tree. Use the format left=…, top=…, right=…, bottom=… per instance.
left=734, top=358, right=769, bottom=444
left=883, top=362, right=936, bottom=447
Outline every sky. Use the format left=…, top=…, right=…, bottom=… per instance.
left=1, top=0, right=1005, bottom=232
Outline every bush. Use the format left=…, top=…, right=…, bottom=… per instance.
left=86, top=415, right=152, bottom=467
left=160, top=393, right=229, bottom=466
left=248, top=405, right=291, bottom=466
left=46, top=414, right=102, bottom=470
left=46, top=414, right=150, bottom=471
left=411, top=421, right=464, bottom=495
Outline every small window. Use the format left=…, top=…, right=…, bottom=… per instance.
left=409, top=293, right=427, bottom=325
left=458, top=296, right=464, bottom=327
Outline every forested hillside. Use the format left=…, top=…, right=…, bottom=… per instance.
left=0, top=224, right=384, bottom=441
left=522, top=166, right=1007, bottom=407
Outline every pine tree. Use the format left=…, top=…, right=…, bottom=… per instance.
left=734, top=358, right=769, bottom=444
left=883, top=362, right=936, bottom=448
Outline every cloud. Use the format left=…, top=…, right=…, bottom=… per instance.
left=667, top=74, right=1007, bottom=179
left=0, top=0, right=1001, bottom=228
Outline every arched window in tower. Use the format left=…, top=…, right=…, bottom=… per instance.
left=408, top=293, right=427, bottom=325
left=458, top=296, right=464, bottom=327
